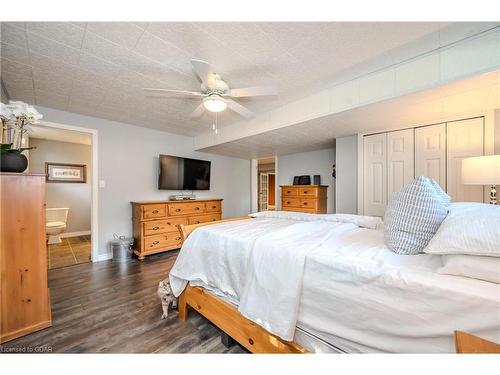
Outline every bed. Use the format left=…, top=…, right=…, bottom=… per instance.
left=169, top=212, right=500, bottom=353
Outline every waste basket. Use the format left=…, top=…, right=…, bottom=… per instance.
left=110, top=234, right=134, bottom=261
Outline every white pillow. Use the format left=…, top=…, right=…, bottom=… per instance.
left=424, top=202, right=500, bottom=257
left=438, top=255, right=500, bottom=283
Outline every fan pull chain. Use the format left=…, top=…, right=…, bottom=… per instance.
left=215, top=112, right=218, bottom=135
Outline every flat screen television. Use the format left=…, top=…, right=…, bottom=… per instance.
left=158, top=154, right=211, bottom=190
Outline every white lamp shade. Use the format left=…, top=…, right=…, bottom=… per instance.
left=203, top=96, right=227, bottom=113
left=462, top=155, right=500, bottom=185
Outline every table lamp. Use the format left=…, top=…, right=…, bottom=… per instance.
left=462, top=155, right=500, bottom=205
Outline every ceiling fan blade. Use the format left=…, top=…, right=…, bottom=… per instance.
left=227, top=99, right=253, bottom=119
left=190, top=103, right=205, bottom=119
left=143, top=88, right=202, bottom=97
left=191, top=59, right=212, bottom=86
left=228, top=86, right=277, bottom=98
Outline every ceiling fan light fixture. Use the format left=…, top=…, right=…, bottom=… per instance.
left=203, top=95, right=227, bottom=113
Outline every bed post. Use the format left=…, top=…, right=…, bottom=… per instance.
left=178, top=290, right=188, bottom=321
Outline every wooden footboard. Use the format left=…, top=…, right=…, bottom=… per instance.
left=176, top=216, right=307, bottom=354
left=177, top=216, right=251, bottom=242
left=179, top=285, right=307, bottom=353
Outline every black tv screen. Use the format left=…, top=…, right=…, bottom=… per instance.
left=158, top=155, right=211, bottom=190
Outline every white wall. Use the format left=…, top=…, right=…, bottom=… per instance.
left=36, top=106, right=251, bottom=259
left=29, top=138, right=92, bottom=233
left=335, top=135, right=358, bottom=214
left=276, top=147, right=336, bottom=213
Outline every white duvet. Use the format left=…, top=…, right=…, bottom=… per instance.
left=169, top=212, right=500, bottom=352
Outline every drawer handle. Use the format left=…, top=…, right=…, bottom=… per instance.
left=287, top=191, right=292, bottom=194
left=303, top=191, right=308, bottom=194
left=195, top=221, right=200, bottom=224
left=166, top=222, right=171, bottom=225
left=303, top=202, right=308, bottom=205
left=176, top=237, right=181, bottom=241
left=152, top=226, right=160, bottom=230
left=152, top=210, right=159, bottom=214
left=212, top=205, right=216, bottom=209
left=286, top=201, right=291, bottom=204
left=195, top=207, right=200, bottom=210
left=152, top=240, right=160, bottom=245
left=212, top=219, right=217, bottom=221
left=175, top=208, right=181, bottom=212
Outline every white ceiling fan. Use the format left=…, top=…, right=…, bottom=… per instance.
left=143, top=59, right=277, bottom=120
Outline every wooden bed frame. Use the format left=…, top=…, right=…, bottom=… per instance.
left=176, top=217, right=307, bottom=354
left=175, top=217, right=496, bottom=354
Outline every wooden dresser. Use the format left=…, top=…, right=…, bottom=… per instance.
left=280, top=185, right=328, bottom=214
left=131, top=199, right=223, bottom=260
left=1, top=173, right=52, bottom=343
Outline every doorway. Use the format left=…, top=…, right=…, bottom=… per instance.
left=257, top=158, right=276, bottom=212
left=26, top=121, right=98, bottom=268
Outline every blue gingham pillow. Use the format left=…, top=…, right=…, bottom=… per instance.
left=384, top=176, right=450, bottom=255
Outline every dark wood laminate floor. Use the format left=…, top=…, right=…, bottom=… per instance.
left=2, top=251, right=246, bottom=353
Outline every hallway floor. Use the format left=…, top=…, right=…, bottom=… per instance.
left=48, top=235, right=91, bottom=269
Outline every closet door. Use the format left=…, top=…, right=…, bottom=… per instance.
left=447, top=118, right=484, bottom=202
left=387, top=129, right=414, bottom=198
left=415, top=123, right=446, bottom=191
left=363, top=133, right=387, bottom=217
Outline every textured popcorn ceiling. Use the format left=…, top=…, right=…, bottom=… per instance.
left=1, top=21, right=457, bottom=136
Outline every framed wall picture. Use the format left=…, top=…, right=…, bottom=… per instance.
left=46, top=162, right=86, bottom=183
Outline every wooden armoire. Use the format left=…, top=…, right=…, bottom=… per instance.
left=0, top=173, right=52, bottom=343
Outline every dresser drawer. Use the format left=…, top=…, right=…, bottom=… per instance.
left=144, top=233, right=182, bottom=251
left=282, top=187, right=298, bottom=196
left=168, top=202, right=206, bottom=216
left=206, top=201, right=221, bottom=212
left=283, top=206, right=318, bottom=214
left=143, top=217, right=188, bottom=236
left=299, top=198, right=318, bottom=210
left=298, top=187, right=320, bottom=197
left=142, top=204, right=166, bottom=219
left=282, top=197, right=301, bottom=207
left=188, top=213, right=221, bottom=225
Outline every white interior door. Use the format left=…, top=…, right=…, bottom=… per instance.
left=415, top=123, right=446, bottom=191
left=363, top=133, right=387, bottom=217
left=387, top=129, right=415, bottom=199
left=259, top=173, right=268, bottom=211
left=446, top=118, right=484, bottom=202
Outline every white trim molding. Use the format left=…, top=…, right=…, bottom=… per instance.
left=38, top=120, right=100, bottom=263
left=93, top=252, right=112, bottom=262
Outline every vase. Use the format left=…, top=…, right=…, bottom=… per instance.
left=0, top=152, right=28, bottom=173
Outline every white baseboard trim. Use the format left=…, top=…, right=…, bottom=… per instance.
left=60, top=230, right=91, bottom=238
left=92, top=252, right=112, bottom=262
